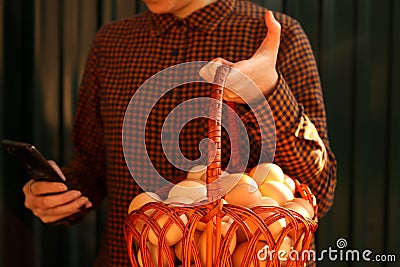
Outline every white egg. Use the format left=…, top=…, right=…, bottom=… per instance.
left=164, top=196, right=193, bottom=206
left=168, top=180, right=207, bottom=201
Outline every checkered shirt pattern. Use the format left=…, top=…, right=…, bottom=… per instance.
left=61, top=0, right=337, bottom=266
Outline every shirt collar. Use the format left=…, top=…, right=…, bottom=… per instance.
left=150, top=0, right=235, bottom=36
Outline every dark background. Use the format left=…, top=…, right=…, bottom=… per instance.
left=1, top=0, right=399, bottom=266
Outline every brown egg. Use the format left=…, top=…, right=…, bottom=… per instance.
left=248, top=196, right=279, bottom=208
left=246, top=197, right=285, bottom=241
left=290, top=198, right=315, bottom=219
left=187, top=165, right=207, bottom=180
left=281, top=201, right=311, bottom=239
left=277, top=236, right=294, bottom=266
left=282, top=201, right=311, bottom=219
left=148, top=213, right=188, bottom=246
left=137, top=242, right=176, bottom=267
left=232, top=240, right=268, bottom=267
left=220, top=173, right=257, bottom=197
left=244, top=216, right=286, bottom=242
left=197, top=222, right=237, bottom=266
left=259, top=181, right=294, bottom=205
left=174, top=230, right=202, bottom=263
left=249, top=163, right=284, bottom=186
left=235, top=225, right=248, bottom=244
left=224, top=183, right=262, bottom=208
left=201, top=170, right=230, bottom=183
left=283, top=174, right=296, bottom=194
left=128, top=192, right=161, bottom=214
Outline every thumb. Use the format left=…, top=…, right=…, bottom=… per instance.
left=255, top=11, right=281, bottom=56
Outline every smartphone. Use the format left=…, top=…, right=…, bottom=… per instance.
left=1, top=139, right=65, bottom=183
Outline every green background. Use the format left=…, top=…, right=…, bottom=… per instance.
left=1, top=0, right=399, bottom=266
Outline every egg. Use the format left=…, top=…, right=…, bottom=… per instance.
left=186, top=178, right=206, bottom=185
left=249, top=163, right=284, bottom=186
left=281, top=201, right=311, bottom=239
left=283, top=174, right=296, bottom=194
left=282, top=201, right=311, bottom=219
left=248, top=196, right=279, bottom=208
left=235, top=225, right=248, bottom=244
left=200, top=170, right=230, bottom=183
left=174, top=230, right=202, bottom=263
left=137, top=242, right=176, bottom=267
left=187, top=165, right=207, bottom=180
left=232, top=240, right=268, bottom=267
left=243, top=215, right=286, bottom=241
left=164, top=196, right=193, bottom=206
left=290, top=198, right=315, bottom=219
left=259, top=181, right=294, bottom=205
left=168, top=180, right=207, bottom=201
left=148, top=213, right=188, bottom=246
left=245, top=196, right=285, bottom=241
left=224, top=183, right=262, bottom=208
left=185, top=197, right=208, bottom=231
left=128, top=192, right=160, bottom=243
left=220, top=173, right=257, bottom=196
left=128, top=192, right=161, bottom=214
left=277, top=236, right=294, bottom=266
left=197, top=222, right=236, bottom=266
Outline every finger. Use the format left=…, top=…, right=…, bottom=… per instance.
left=36, top=198, right=92, bottom=224
left=222, top=88, right=244, bottom=103
left=199, top=58, right=233, bottom=82
left=33, top=190, right=83, bottom=209
left=255, top=10, right=281, bottom=55
left=47, top=160, right=66, bottom=181
left=28, top=180, right=68, bottom=196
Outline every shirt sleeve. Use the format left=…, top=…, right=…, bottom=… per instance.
left=240, top=17, right=337, bottom=218
left=59, top=30, right=107, bottom=222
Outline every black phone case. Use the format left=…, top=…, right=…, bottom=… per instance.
left=1, top=139, right=65, bottom=183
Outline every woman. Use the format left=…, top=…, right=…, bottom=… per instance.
left=23, top=0, right=336, bottom=265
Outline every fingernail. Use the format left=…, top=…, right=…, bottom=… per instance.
left=72, top=191, right=82, bottom=198
left=59, top=184, right=68, bottom=191
left=85, top=202, right=92, bottom=209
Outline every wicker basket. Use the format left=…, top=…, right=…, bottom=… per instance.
left=124, top=65, right=318, bottom=267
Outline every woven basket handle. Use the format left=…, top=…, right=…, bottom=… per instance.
left=206, top=65, right=231, bottom=202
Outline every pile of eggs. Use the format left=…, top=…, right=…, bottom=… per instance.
left=128, top=163, right=315, bottom=267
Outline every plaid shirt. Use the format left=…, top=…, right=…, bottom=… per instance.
left=62, top=0, right=337, bottom=265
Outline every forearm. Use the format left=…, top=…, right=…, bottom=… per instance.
left=274, top=113, right=337, bottom=218
left=241, top=73, right=336, bottom=218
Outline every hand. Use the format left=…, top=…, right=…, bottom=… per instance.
left=22, top=160, right=92, bottom=223
left=199, top=11, right=281, bottom=104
